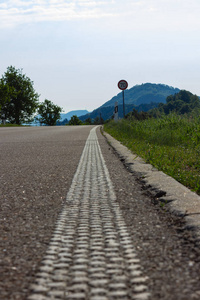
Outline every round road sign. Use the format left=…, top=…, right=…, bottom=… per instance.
left=118, top=80, right=128, bottom=90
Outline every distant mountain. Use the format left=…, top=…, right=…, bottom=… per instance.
left=101, top=83, right=180, bottom=107
left=60, top=110, right=89, bottom=121
left=79, top=103, right=160, bottom=122
left=79, top=83, right=180, bottom=121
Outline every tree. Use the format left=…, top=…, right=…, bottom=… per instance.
left=0, top=80, right=14, bottom=123
left=151, top=90, right=200, bottom=116
left=126, top=108, right=151, bottom=120
left=38, top=99, right=62, bottom=126
left=0, top=66, right=39, bottom=124
left=68, top=115, right=82, bottom=125
left=93, top=116, right=100, bottom=125
left=84, top=117, right=92, bottom=125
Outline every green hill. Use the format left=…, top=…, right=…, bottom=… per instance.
left=101, top=83, right=180, bottom=107
left=80, top=83, right=180, bottom=121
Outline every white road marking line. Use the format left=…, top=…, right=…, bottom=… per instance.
left=28, top=127, right=150, bottom=300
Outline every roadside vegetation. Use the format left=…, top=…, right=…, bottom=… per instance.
left=66, top=115, right=104, bottom=126
left=104, top=112, right=200, bottom=195
left=0, top=123, right=23, bottom=127
left=37, top=99, right=62, bottom=126
left=0, top=66, right=62, bottom=126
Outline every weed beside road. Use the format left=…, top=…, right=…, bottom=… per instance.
left=104, top=114, right=200, bottom=195
left=0, top=124, right=23, bottom=127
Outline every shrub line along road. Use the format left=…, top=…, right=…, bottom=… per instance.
left=1, top=126, right=200, bottom=300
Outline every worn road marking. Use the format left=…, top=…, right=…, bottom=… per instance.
left=28, top=127, right=150, bottom=300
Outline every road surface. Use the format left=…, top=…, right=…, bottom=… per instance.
left=1, top=126, right=200, bottom=300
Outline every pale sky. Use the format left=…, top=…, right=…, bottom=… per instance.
left=0, top=0, right=200, bottom=112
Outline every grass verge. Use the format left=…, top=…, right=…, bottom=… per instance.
left=104, top=114, right=200, bottom=195
left=0, top=124, right=26, bottom=127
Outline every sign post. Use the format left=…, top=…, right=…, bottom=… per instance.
left=118, top=80, right=128, bottom=118
left=114, top=101, right=118, bottom=121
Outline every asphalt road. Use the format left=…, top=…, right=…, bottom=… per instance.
left=0, top=126, right=93, bottom=299
left=1, top=126, right=200, bottom=300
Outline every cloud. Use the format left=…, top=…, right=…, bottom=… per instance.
left=0, top=0, right=116, bottom=28
left=0, top=0, right=200, bottom=31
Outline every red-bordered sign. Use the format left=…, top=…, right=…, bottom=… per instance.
left=118, top=80, right=128, bottom=90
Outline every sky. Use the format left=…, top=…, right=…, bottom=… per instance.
left=0, top=0, right=200, bottom=113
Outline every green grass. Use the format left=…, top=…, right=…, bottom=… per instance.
left=104, top=114, right=200, bottom=195
left=0, top=124, right=27, bottom=127
left=0, top=124, right=23, bottom=127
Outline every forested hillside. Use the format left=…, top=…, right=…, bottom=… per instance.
left=102, top=83, right=180, bottom=108
left=80, top=83, right=180, bottom=121
left=79, top=103, right=159, bottom=122
left=151, top=90, right=200, bottom=116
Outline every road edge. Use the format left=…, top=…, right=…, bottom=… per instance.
left=102, top=128, right=200, bottom=240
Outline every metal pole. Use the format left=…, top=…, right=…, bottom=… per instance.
left=123, top=90, right=125, bottom=118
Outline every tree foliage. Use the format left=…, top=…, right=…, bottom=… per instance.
left=38, top=99, right=62, bottom=126
left=68, top=115, right=82, bottom=125
left=84, top=117, right=92, bottom=125
left=126, top=109, right=152, bottom=121
left=0, top=66, right=39, bottom=124
left=151, top=90, right=200, bottom=116
left=0, top=80, right=14, bottom=122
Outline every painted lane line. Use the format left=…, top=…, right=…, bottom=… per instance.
left=28, top=127, right=150, bottom=300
